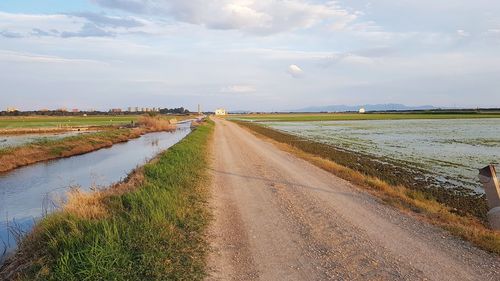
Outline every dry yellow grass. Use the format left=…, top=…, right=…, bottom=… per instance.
left=241, top=124, right=500, bottom=255
left=62, top=167, right=147, bottom=220
left=137, top=115, right=176, bottom=131
left=64, top=189, right=108, bottom=220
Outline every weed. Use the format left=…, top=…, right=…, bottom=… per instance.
left=1, top=120, right=214, bottom=280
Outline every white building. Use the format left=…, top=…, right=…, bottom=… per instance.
left=215, top=108, right=227, bottom=116
left=359, top=107, right=366, bottom=114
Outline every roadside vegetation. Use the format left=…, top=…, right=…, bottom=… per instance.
left=232, top=112, right=500, bottom=122
left=235, top=120, right=500, bottom=255
left=0, top=115, right=177, bottom=173
left=0, top=119, right=214, bottom=280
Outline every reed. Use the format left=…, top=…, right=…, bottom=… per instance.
left=137, top=115, right=176, bottom=131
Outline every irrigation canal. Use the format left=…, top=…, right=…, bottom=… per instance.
left=0, top=123, right=192, bottom=263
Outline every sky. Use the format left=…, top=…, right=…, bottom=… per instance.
left=0, top=1, right=499, bottom=111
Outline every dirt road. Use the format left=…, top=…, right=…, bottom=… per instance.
left=206, top=118, right=499, bottom=281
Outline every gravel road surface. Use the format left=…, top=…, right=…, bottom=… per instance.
left=206, top=118, right=499, bottom=281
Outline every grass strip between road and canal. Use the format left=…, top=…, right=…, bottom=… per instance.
left=234, top=120, right=500, bottom=255
left=0, top=120, right=214, bottom=280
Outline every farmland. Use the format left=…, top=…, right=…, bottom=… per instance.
left=264, top=118, right=500, bottom=194
left=0, top=115, right=139, bottom=129
left=232, top=112, right=500, bottom=122
left=0, top=115, right=180, bottom=173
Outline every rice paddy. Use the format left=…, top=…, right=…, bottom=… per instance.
left=263, top=118, right=500, bottom=195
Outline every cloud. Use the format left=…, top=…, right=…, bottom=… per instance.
left=221, top=84, right=256, bottom=93
left=0, top=30, right=23, bottom=38
left=31, top=28, right=53, bottom=36
left=93, top=0, right=359, bottom=34
left=60, top=23, right=114, bottom=38
left=0, top=50, right=105, bottom=64
left=71, top=12, right=144, bottom=28
left=0, top=12, right=152, bottom=39
left=456, top=29, right=470, bottom=37
left=287, top=64, right=304, bottom=78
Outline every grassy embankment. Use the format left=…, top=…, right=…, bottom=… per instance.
left=0, top=119, right=214, bottom=280
left=0, top=115, right=177, bottom=173
left=233, top=112, right=500, bottom=122
left=235, top=120, right=500, bottom=255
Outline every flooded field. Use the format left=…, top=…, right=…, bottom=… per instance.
left=0, top=131, right=96, bottom=149
left=0, top=125, right=191, bottom=261
left=265, top=118, right=500, bottom=194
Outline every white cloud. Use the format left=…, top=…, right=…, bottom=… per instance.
left=94, top=0, right=359, bottom=34
left=456, top=29, right=470, bottom=37
left=221, top=84, right=256, bottom=93
left=0, top=49, right=106, bottom=64
left=0, top=11, right=160, bottom=38
left=287, top=64, right=304, bottom=78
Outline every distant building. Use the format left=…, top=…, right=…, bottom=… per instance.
left=72, top=109, right=79, bottom=113
left=58, top=108, right=68, bottom=112
left=6, top=107, right=19, bottom=112
left=110, top=108, right=122, bottom=113
left=128, top=107, right=133, bottom=112
left=215, top=108, right=227, bottom=116
left=359, top=107, right=366, bottom=114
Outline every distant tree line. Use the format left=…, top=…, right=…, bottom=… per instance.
left=0, top=107, right=191, bottom=116
left=0, top=110, right=134, bottom=117
left=159, top=107, right=190, bottom=114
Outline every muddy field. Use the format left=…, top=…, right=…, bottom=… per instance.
left=264, top=119, right=500, bottom=194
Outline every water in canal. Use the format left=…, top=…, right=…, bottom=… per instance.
left=0, top=125, right=191, bottom=262
left=0, top=130, right=97, bottom=149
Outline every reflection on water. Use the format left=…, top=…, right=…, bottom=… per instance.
left=0, top=126, right=191, bottom=262
left=0, top=131, right=95, bottom=149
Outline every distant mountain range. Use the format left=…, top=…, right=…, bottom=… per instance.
left=290, top=104, right=438, bottom=112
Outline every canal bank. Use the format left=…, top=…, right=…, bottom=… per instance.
left=0, top=120, right=213, bottom=280
left=0, top=122, right=193, bottom=264
left=0, top=115, right=183, bottom=173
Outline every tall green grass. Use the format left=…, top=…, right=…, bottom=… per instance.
left=5, top=121, right=214, bottom=280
